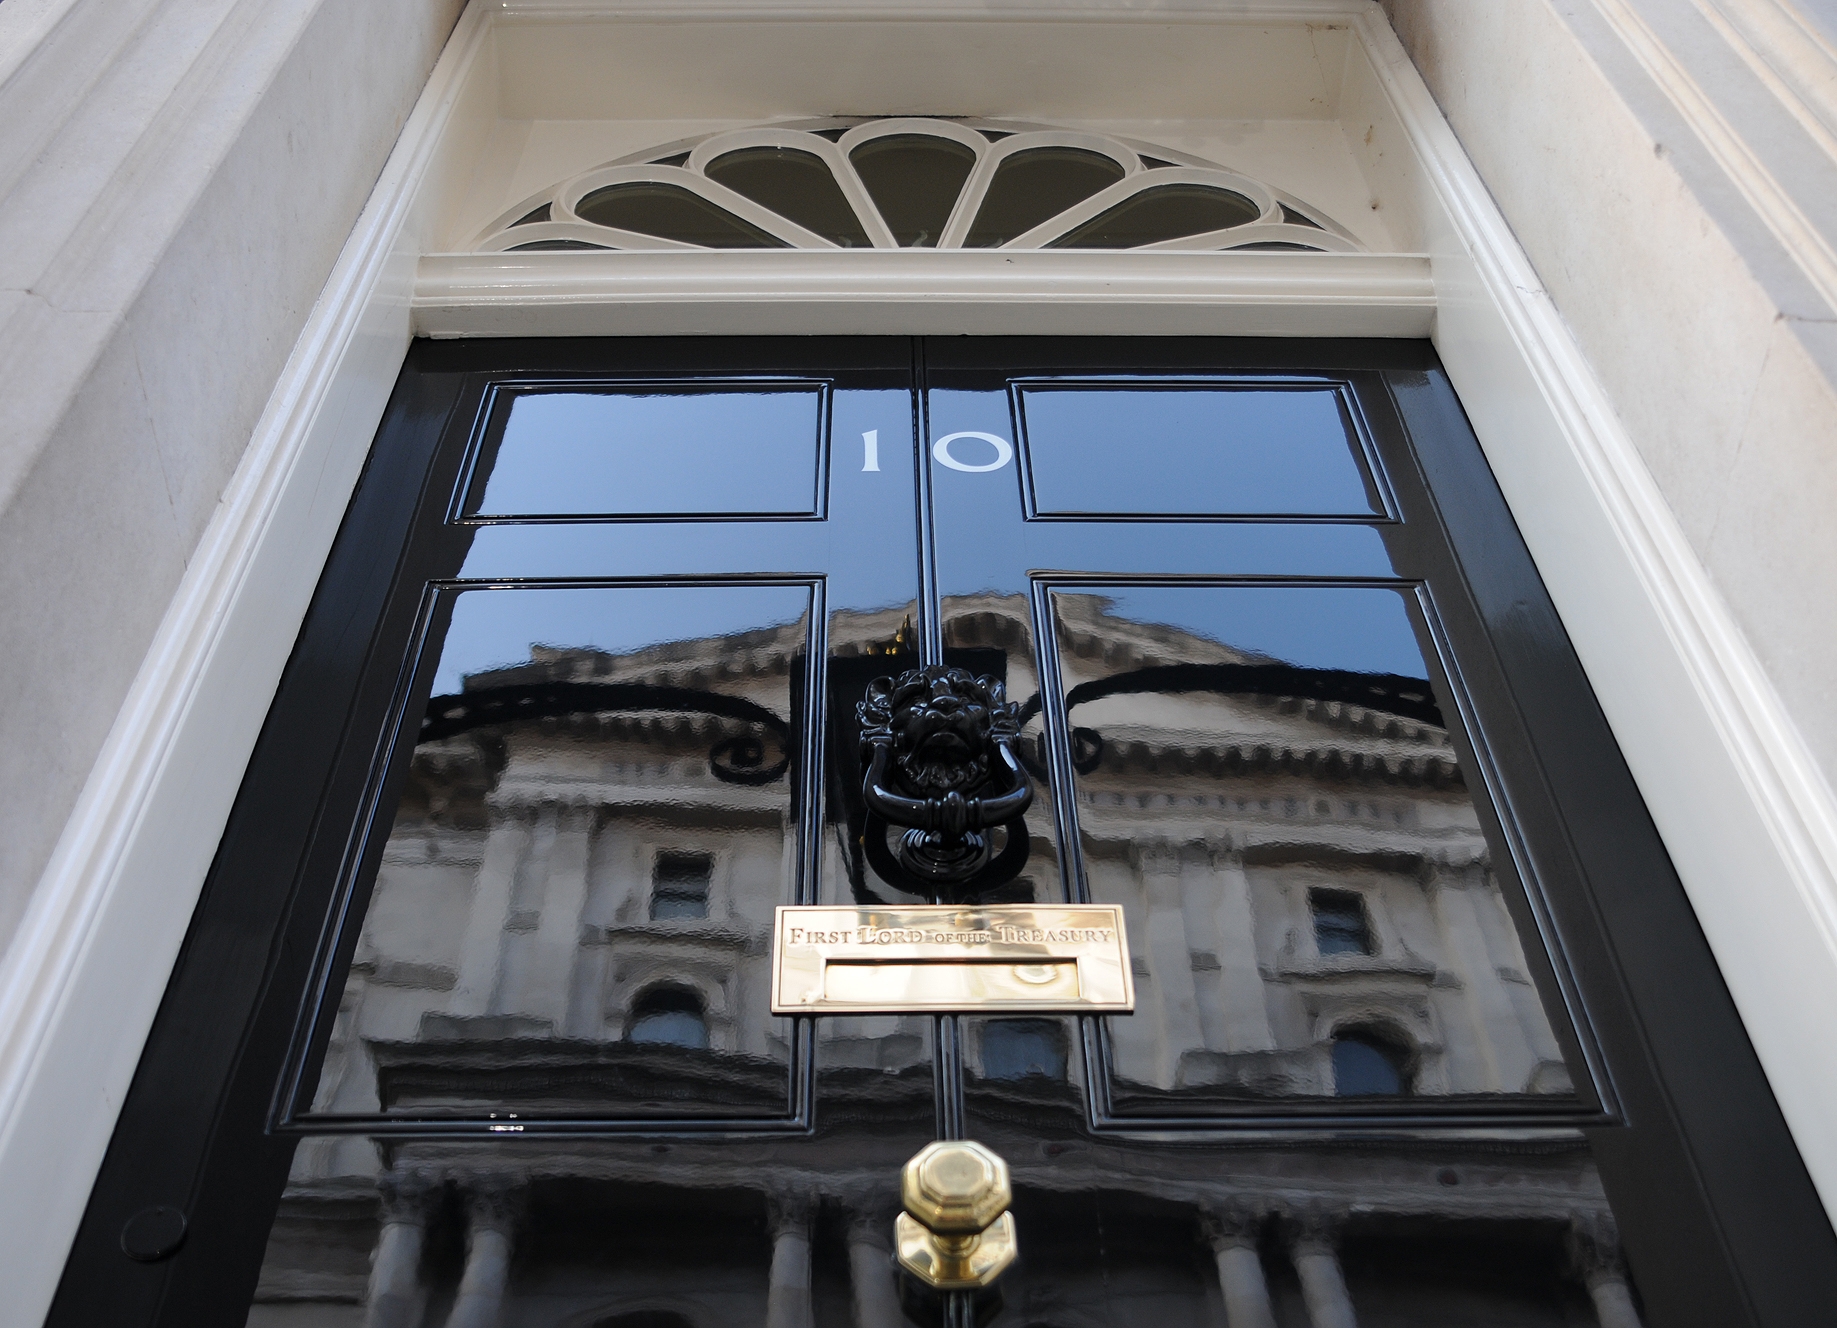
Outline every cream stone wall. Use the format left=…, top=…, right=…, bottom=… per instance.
left=1382, top=0, right=1837, bottom=785
left=0, top=0, right=464, bottom=953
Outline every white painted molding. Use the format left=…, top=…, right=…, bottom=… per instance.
left=1591, top=0, right=1837, bottom=314
left=1355, top=7, right=1837, bottom=1218
left=1694, top=0, right=1837, bottom=156
left=0, top=5, right=491, bottom=1324
left=413, top=250, right=1435, bottom=337
left=0, top=0, right=87, bottom=92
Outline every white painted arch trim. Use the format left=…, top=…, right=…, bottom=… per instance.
left=4, top=5, right=1837, bottom=1325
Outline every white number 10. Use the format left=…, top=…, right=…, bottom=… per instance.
left=933, top=431, right=1013, bottom=473
left=862, top=430, right=1016, bottom=473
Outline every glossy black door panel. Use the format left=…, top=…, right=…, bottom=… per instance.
left=295, top=582, right=818, bottom=1124
left=51, top=336, right=1837, bottom=1328
left=461, top=380, right=830, bottom=519
left=1014, top=380, right=1386, bottom=518
left=1041, top=582, right=1582, bottom=1118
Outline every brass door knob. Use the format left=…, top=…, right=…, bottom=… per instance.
left=894, top=1140, right=1018, bottom=1289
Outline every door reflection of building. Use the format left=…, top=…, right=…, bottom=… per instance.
left=251, top=597, right=1641, bottom=1327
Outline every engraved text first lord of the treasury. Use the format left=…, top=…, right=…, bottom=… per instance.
left=770, top=905, right=1135, bottom=1015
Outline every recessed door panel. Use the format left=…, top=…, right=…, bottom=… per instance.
left=1042, top=582, right=1580, bottom=1116
left=299, top=582, right=816, bottom=1123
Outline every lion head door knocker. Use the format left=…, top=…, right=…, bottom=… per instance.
left=858, top=666, right=1034, bottom=901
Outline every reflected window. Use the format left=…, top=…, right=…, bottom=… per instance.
left=1332, top=1029, right=1412, bottom=1096
left=1311, top=888, right=1374, bottom=956
left=651, top=852, right=713, bottom=921
left=1043, top=583, right=1581, bottom=1115
left=627, top=987, right=709, bottom=1049
left=299, top=582, right=809, bottom=1121
left=981, top=1019, right=1069, bottom=1081
left=966, top=147, right=1127, bottom=247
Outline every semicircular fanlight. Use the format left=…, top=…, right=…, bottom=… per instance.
left=1049, top=183, right=1263, bottom=249
left=477, top=119, right=1362, bottom=254
left=704, top=146, right=871, bottom=248
left=575, top=181, right=789, bottom=248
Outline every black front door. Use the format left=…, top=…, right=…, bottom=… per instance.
left=52, top=337, right=1837, bottom=1328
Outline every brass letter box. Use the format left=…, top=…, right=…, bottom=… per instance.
left=770, top=905, right=1134, bottom=1014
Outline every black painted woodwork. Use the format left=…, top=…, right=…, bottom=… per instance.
left=46, top=337, right=1837, bottom=1328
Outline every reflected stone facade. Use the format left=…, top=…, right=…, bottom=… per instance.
left=1036, top=588, right=1573, bottom=1109
left=250, top=597, right=1639, bottom=1328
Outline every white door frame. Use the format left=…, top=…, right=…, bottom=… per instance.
left=4, top=4, right=1836, bottom=1323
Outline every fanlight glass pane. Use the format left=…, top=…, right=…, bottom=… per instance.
left=704, top=146, right=871, bottom=247
left=506, top=239, right=612, bottom=251
left=1049, top=183, right=1261, bottom=248
left=574, top=182, right=787, bottom=248
left=965, top=147, right=1127, bottom=248
left=848, top=134, right=977, bottom=247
